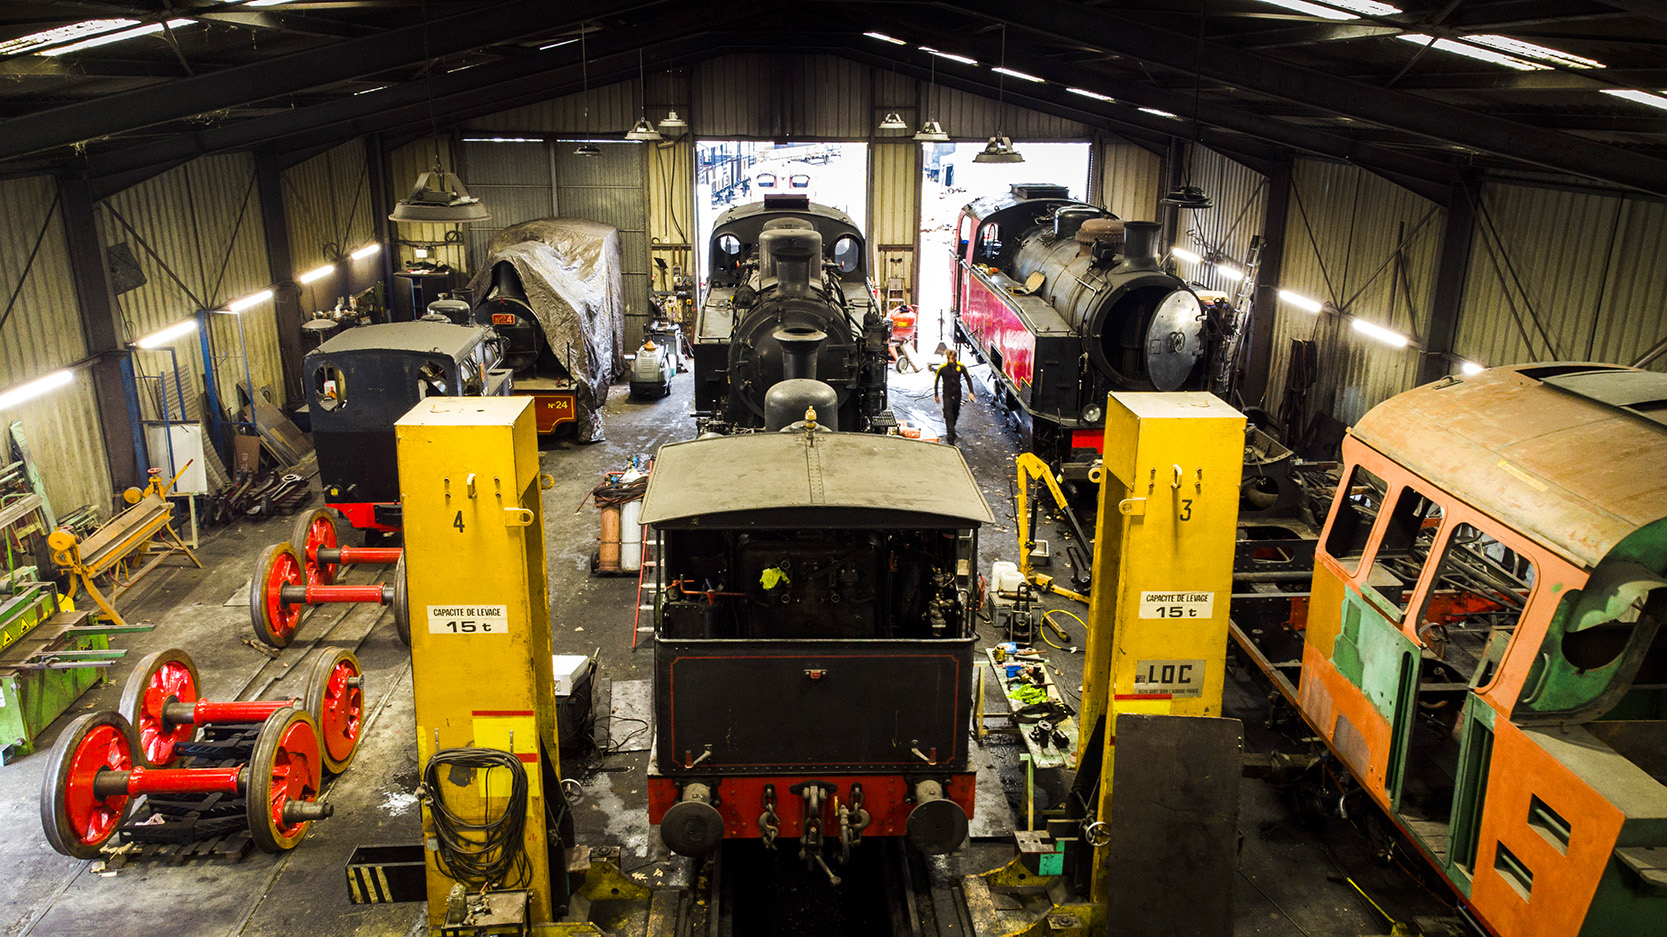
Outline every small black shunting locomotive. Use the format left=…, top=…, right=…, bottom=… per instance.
left=307, top=320, right=511, bottom=534
left=693, top=194, right=892, bottom=434
left=641, top=356, right=993, bottom=878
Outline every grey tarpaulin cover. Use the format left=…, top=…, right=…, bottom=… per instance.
left=470, top=218, right=627, bottom=441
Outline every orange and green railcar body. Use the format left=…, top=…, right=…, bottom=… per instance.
left=1297, top=364, right=1667, bottom=937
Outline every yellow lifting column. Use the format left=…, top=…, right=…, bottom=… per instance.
left=1077, top=391, right=1244, bottom=901
left=396, top=397, right=563, bottom=930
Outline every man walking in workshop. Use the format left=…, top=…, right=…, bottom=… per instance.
left=933, top=348, right=977, bottom=445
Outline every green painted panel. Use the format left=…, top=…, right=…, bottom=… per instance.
left=1332, top=592, right=1365, bottom=687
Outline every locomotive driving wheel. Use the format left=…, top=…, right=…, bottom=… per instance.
left=303, top=647, right=364, bottom=774
left=40, top=711, right=136, bottom=860
left=246, top=707, right=325, bottom=853
left=291, top=508, right=341, bottom=587
left=119, top=648, right=201, bottom=768
left=251, top=542, right=306, bottom=648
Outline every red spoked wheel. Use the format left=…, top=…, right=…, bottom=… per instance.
left=41, top=711, right=136, bottom=859
left=303, top=647, right=363, bottom=774
left=291, top=508, right=341, bottom=587
left=251, top=542, right=305, bottom=648
left=246, top=707, right=324, bottom=852
left=118, top=648, right=201, bottom=768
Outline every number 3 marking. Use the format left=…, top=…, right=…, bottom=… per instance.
left=1179, top=499, right=1193, bottom=521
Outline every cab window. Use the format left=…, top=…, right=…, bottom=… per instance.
left=1363, top=484, right=1444, bottom=616
left=1412, top=523, right=1535, bottom=689
left=1323, top=463, right=1389, bottom=576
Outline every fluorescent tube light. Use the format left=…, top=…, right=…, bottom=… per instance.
left=1398, top=34, right=1544, bottom=71
left=0, top=370, right=74, bottom=411
left=350, top=244, right=382, bottom=260
left=41, top=19, right=196, bottom=57
left=297, top=264, right=335, bottom=284
left=864, top=32, right=906, bottom=45
left=1067, top=88, right=1115, bottom=103
left=135, top=319, right=199, bottom=349
left=993, top=67, right=1044, bottom=84
left=1171, top=247, right=1204, bottom=264
left=1351, top=318, right=1409, bottom=347
left=1278, top=289, right=1324, bottom=313
left=227, top=289, right=274, bottom=312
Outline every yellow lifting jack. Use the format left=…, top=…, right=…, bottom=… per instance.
left=1013, top=453, right=1092, bottom=619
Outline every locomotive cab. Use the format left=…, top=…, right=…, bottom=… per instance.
left=641, top=431, right=993, bottom=865
left=306, top=321, right=511, bottom=532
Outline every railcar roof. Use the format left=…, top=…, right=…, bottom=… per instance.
left=309, top=321, right=487, bottom=359
left=1351, top=363, right=1667, bottom=569
left=641, top=432, right=995, bottom=528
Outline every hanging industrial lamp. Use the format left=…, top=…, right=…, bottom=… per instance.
left=915, top=55, right=950, bottom=141
left=878, top=111, right=908, bottom=131
left=389, top=166, right=491, bottom=223
left=914, top=119, right=951, bottom=142
left=1164, top=1, right=1214, bottom=210
left=658, top=109, right=687, bottom=133
left=389, top=7, right=487, bottom=224
left=977, top=26, right=1023, bottom=163
left=575, top=24, right=602, bottom=156
left=1161, top=184, right=1213, bottom=209
left=625, top=50, right=662, bottom=142
left=973, top=135, right=1023, bottom=163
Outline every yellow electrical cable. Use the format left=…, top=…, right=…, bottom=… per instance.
left=1041, top=609, right=1086, bottom=651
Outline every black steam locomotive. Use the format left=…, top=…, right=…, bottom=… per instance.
left=307, top=320, right=511, bottom=533
left=642, top=337, right=992, bottom=877
left=693, top=194, right=892, bottom=434
left=954, top=184, right=1243, bottom=475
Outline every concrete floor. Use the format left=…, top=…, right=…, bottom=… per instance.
left=0, top=361, right=1451, bottom=936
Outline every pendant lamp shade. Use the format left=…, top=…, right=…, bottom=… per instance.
left=878, top=111, right=908, bottom=131
left=389, top=171, right=490, bottom=223
left=1161, top=184, right=1213, bottom=209
left=973, top=134, right=1024, bottom=163
left=914, top=119, right=951, bottom=142
left=626, top=118, right=662, bottom=141
left=658, top=109, right=688, bottom=133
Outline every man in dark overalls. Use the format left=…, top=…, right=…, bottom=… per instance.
left=933, top=349, right=977, bottom=445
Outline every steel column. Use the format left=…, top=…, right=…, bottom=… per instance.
left=1418, top=180, right=1478, bottom=385
left=1243, top=160, right=1291, bottom=407
left=58, top=173, right=140, bottom=494
left=255, top=150, right=305, bottom=406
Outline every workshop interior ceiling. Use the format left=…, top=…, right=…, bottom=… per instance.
left=2, top=0, right=1666, bottom=199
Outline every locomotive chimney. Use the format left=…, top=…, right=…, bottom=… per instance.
left=1119, top=221, right=1163, bottom=271
left=759, top=228, right=823, bottom=298
left=775, top=327, right=826, bottom=381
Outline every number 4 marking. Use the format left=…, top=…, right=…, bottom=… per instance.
left=1180, top=499, right=1193, bottom=521
left=453, top=511, right=465, bottom=533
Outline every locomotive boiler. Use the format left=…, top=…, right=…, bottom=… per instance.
left=693, top=194, right=891, bottom=433
left=642, top=340, right=992, bottom=877
left=954, top=184, right=1237, bottom=474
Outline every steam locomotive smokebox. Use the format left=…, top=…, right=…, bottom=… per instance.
left=765, top=327, right=839, bottom=431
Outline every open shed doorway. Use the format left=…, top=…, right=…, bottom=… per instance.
left=694, top=141, right=868, bottom=291
left=917, top=142, right=1092, bottom=354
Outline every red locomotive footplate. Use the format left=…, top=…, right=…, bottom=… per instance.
left=530, top=391, right=577, bottom=434
left=330, top=501, right=401, bottom=533
left=1069, top=429, right=1105, bottom=453
left=647, top=772, right=975, bottom=840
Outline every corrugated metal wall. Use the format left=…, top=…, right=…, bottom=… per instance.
left=1176, top=145, right=1268, bottom=295
left=1455, top=182, right=1667, bottom=371
left=0, top=175, right=113, bottom=514
left=869, top=142, right=922, bottom=305
left=282, top=140, right=377, bottom=312
left=647, top=136, right=695, bottom=291
left=1096, top=138, right=1163, bottom=223
left=103, top=154, right=283, bottom=434
left=1263, top=160, right=1443, bottom=426
left=388, top=136, right=469, bottom=273
left=462, top=140, right=556, bottom=269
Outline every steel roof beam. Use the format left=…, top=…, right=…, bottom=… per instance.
left=860, top=8, right=1461, bottom=187
left=944, top=0, right=1667, bottom=197
left=0, top=0, right=665, bottom=162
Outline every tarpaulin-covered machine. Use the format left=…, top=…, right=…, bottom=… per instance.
left=470, top=218, right=628, bottom=441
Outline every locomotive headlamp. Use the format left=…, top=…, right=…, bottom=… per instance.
left=1080, top=403, right=1104, bottom=425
